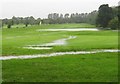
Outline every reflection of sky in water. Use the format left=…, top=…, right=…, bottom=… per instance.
left=38, top=28, right=99, bottom=32
left=23, top=36, right=76, bottom=50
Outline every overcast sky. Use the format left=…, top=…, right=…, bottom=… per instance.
left=0, top=0, right=119, bottom=19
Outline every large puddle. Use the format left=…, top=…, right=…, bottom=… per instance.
left=23, top=36, right=77, bottom=50
left=37, top=28, right=99, bottom=32
left=0, top=49, right=119, bottom=60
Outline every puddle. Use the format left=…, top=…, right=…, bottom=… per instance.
left=37, top=28, right=99, bottom=32
left=5, top=36, right=29, bottom=39
left=23, top=47, right=52, bottom=50
left=0, top=49, right=119, bottom=60
left=23, top=36, right=77, bottom=50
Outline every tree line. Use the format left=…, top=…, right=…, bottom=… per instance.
left=1, top=10, right=98, bottom=29
left=1, top=16, right=41, bottom=28
left=47, top=10, right=97, bottom=24
left=0, top=4, right=119, bottom=29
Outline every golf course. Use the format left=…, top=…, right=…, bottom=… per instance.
left=1, top=23, right=118, bottom=82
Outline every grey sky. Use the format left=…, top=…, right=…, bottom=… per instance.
left=1, top=0, right=119, bottom=19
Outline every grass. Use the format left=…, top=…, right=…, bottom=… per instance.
left=1, top=23, right=118, bottom=82
left=2, top=29, right=118, bottom=56
left=2, top=53, right=118, bottom=82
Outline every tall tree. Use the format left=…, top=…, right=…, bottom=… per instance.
left=24, top=17, right=29, bottom=27
left=29, top=16, right=35, bottom=25
left=118, top=6, right=120, bottom=23
left=0, top=19, right=2, bottom=28
left=96, top=4, right=113, bottom=28
left=7, top=19, right=13, bottom=28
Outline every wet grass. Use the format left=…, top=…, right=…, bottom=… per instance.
left=2, top=28, right=118, bottom=56
left=2, top=52, right=118, bottom=82
left=2, top=23, right=118, bottom=82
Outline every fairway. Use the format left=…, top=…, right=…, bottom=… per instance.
left=1, top=0, right=119, bottom=83
left=2, top=53, right=118, bottom=82
left=2, top=24, right=118, bottom=56
left=1, top=23, right=118, bottom=82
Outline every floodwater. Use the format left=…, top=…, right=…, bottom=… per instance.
left=0, top=49, right=119, bottom=60
left=37, top=28, right=99, bottom=32
left=23, top=36, right=77, bottom=50
left=5, top=36, right=29, bottom=39
left=23, top=47, right=52, bottom=50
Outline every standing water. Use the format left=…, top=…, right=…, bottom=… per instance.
left=37, top=28, right=99, bottom=32
left=23, top=36, right=77, bottom=50
left=0, top=49, right=119, bottom=60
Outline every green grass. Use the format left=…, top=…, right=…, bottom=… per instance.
left=2, top=53, right=118, bottom=82
left=2, top=28, right=118, bottom=56
left=2, top=23, right=118, bottom=82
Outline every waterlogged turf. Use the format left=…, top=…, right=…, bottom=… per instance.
left=2, top=24, right=118, bottom=82
left=2, top=53, right=118, bottom=82
left=2, top=24, right=118, bottom=56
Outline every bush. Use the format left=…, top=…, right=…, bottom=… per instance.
left=108, top=17, right=119, bottom=30
left=7, top=24, right=11, bottom=28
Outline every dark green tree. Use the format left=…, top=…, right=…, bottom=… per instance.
left=118, top=6, right=120, bottom=23
left=7, top=19, right=13, bottom=28
left=117, top=6, right=120, bottom=30
left=24, top=17, right=29, bottom=27
left=0, top=19, right=2, bottom=28
left=108, top=17, right=119, bottom=30
left=29, top=16, right=35, bottom=25
left=96, top=4, right=113, bottom=28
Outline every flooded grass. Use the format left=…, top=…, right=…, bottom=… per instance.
left=2, top=29, right=118, bottom=56
left=23, top=36, right=76, bottom=50
left=0, top=49, right=119, bottom=60
left=2, top=24, right=118, bottom=82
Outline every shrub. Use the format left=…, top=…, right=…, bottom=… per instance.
left=108, top=17, right=119, bottom=30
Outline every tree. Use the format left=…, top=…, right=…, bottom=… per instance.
left=35, top=18, right=41, bottom=25
left=118, top=6, right=120, bottom=29
left=108, top=17, right=119, bottom=30
left=2, top=18, right=8, bottom=25
left=96, top=4, right=113, bottom=28
left=64, top=13, right=69, bottom=18
left=29, top=16, right=35, bottom=25
left=24, top=17, right=29, bottom=27
left=118, top=6, right=120, bottom=23
left=60, top=14, right=63, bottom=19
left=7, top=19, right=13, bottom=28
left=86, top=10, right=98, bottom=25
left=12, top=16, right=19, bottom=25
left=0, top=19, right=2, bottom=28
